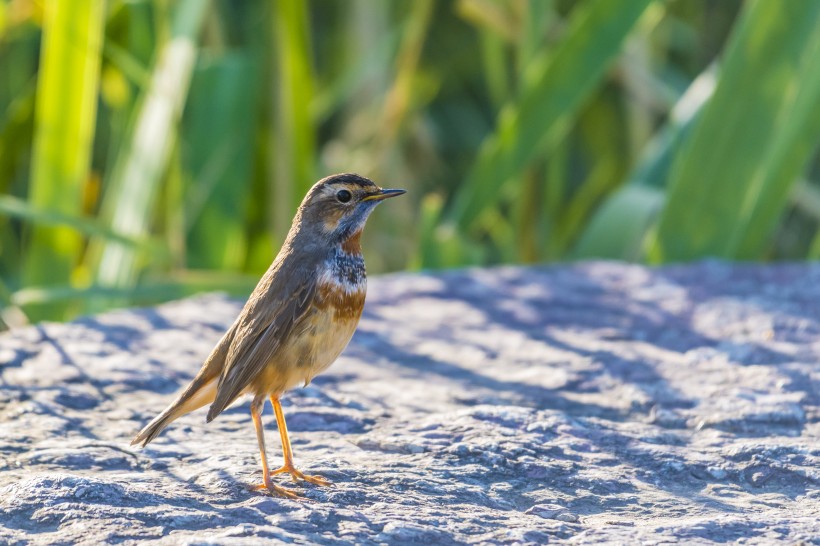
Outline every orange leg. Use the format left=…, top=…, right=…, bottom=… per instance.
left=269, top=396, right=331, bottom=486
left=249, top=396, right=299, bottom=499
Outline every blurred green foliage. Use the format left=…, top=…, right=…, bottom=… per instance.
left=1, top=0, right=820, bottom=327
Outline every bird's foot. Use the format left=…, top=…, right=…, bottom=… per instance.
left=272, top=464, right=332, bottom=486
left=252, top=475, right=301, bottom=500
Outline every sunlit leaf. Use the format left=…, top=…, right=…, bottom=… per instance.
left=448, top=0, right=655, bottom=232
left=649, top=0, right=820, bottom=261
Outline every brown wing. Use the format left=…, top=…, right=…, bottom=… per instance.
left=206, top=260, right=317, bottom=422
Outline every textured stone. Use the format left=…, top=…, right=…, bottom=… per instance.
left=1, top=262, right=819, bottom=544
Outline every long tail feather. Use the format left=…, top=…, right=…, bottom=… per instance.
left=130, top=377, right=217, bottom=447
left=132, top=322, right=238, bottom=447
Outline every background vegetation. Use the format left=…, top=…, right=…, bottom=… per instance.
left=1, top=0, right=819, bottom=327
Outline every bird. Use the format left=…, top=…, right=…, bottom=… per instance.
left=131, top=173, right=405, bottom=499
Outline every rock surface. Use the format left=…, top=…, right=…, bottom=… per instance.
left=1, top=262, right=819, bottom=545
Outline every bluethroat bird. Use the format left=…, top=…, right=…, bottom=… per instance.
left=131, top=173, right=405, bottom=499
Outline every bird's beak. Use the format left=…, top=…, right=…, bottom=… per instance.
left=362, top=188, right=407, bottom=202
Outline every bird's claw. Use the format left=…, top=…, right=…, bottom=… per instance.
left=272, top=464, right=332, bottom=486
left=252, top=477, right=301, bottom=500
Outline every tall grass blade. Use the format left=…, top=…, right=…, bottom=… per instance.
left=572, top=64, right=717, bottom=259
left=649, top=0, right=820, bottom=261
left=22, top=0, right=104, bottom=319
left=92, top=0, right=209, bottom=289
left=183, top=54, right=256, bottom=270
left=0, top=194, right=145, bottom=247
left=271, top=0, right=316, bottom=241
left=448, top=0, right=654, bottom=232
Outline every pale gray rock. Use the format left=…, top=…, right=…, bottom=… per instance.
left=1, top=262, right=819, bottom=545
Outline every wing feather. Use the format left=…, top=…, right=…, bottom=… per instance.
left=206, top=260, right=317, bottom=421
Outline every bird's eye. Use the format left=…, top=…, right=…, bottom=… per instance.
left=336, top=189, right=352, bottom=203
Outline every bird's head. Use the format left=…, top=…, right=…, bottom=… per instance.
left=295, top=173, right=405, bottom=245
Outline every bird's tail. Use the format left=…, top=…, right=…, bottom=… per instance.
left=131, top=321, right=238, bottom=447
left=130, top=375, right=217, bottom=447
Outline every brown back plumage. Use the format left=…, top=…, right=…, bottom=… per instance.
left=206, top=252, right=318, bottom=421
